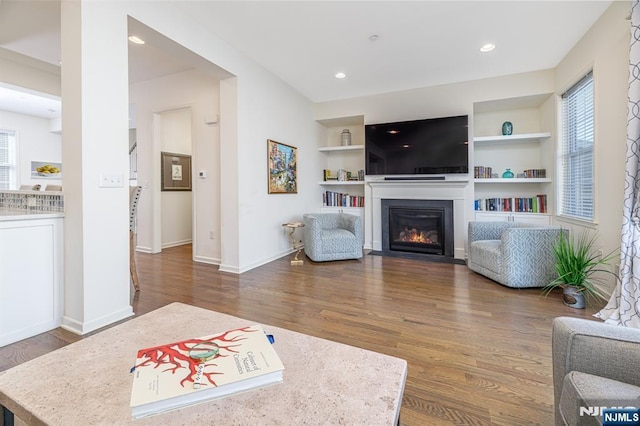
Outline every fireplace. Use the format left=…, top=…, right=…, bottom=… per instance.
left=381, top=199, right=454, bottom=260
left=389, top=207, right=444, bottom=255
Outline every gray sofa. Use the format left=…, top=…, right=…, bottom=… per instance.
left=552, top=317, right=640, bottom=425
left=303, top=213, right=362, bottom=262
left=467, top=221, right=566, bottom=288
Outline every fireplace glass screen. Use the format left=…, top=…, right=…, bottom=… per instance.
left=388, top=208, right=444, bottom=255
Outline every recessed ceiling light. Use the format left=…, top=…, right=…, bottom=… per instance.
left=335, top=72, right=346, bottom=79
left=480, top=43, right=496, bottom=53
left=128, top=35, right=146, bottom=45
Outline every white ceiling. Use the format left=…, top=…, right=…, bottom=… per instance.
left=0, top=0, right=616, bottom=117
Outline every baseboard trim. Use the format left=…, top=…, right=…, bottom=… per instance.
left=162, top=239, right=192, bottom=249
left=193, top=255, right=220, bottom=265
left=219, top=249, right=295, bottom=274
left=61, top=305, right=134, bottom=335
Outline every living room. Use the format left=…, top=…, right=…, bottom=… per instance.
left=0, top=0, right=634, bottom=424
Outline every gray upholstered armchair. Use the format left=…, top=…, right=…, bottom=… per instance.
left=303, top=213, right=362, bottom=262
left=552, top=317, right=640, bottom=425
left=467, top=221, right=566, bottom=288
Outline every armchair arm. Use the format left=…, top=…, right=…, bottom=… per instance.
left=468, top=221, right=521, bottom=243
left=303, top=214, right=321, bottom=234
left=500, top=227, right=565, bottom=287
left=338, top=214, right=362, bottom=241
left=552, top=317, right=640, bottom=416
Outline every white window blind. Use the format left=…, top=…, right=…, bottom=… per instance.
left=0, top=130, right=16, bottom=190
left=560, top=72, right=594, bottom=221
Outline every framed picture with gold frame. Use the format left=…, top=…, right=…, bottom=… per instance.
left=161, top=152, right=192, bottom=191
left=267, top=139, right=297, bottom=194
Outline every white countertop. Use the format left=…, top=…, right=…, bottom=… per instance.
left=0, top=207, right=64, bottom=221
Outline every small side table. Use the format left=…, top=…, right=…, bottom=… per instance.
left=282, top=222, right=305, bottom=265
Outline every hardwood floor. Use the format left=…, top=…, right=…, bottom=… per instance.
left=0, top=245, right=602, bottom=425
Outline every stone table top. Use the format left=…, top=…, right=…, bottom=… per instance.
left=0, top=303, right=407, bottom=425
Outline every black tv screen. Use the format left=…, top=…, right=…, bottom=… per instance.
left=365, top=115, right=469, bottom=176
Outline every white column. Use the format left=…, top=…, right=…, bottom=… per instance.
left=60, top=1, right=133, bottom=334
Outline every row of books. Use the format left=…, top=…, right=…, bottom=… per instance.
left=323, top=191, right=365, bottom=207
left=475, top=166, right=547, bottom=179
left=523, top=169, right=547, bottom=178
left=474, top=194, right=548, bottom=213
left=322, top=169, right=365, bottom=181
left=474, top=166, right=493, bottom=179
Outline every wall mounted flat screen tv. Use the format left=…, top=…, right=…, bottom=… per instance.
left=365, top=115, right=469, bottom=176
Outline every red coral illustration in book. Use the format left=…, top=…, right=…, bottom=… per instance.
left=135, top=326, right=257, bottom=388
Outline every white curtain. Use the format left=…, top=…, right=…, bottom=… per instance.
left=596, top=0, right=640, bottom=327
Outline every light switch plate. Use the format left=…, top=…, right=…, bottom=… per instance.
left=99, top=173, right=124, bottom=188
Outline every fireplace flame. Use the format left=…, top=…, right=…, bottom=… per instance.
left=398, top=228, right=434, bottom=244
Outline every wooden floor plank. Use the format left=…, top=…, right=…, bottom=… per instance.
left=1, top=245, right=602, bottom=425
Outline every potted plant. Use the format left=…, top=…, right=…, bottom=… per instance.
left=542, top=230, right=618, bottom=308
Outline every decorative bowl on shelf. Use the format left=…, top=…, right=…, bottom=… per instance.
left=38, top=172, right=61, bottom=177
left=502, top=168, right=514, bottom=178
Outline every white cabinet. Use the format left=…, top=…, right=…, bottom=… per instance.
left=320, top=206, right=364, bottom=219
left=474, top=211, right=551, bottom=226
left=0, top=216, right=63, bottom=347
left=473, top=94, right=556, bottom=222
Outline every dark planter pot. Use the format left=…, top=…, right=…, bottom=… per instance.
left=562, top=286, right=586, bottom=309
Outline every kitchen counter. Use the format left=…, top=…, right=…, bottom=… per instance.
left=0, top=207, right=65, bottom=221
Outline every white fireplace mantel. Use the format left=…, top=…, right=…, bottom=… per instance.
left=365, top=178, right=471, bottom=259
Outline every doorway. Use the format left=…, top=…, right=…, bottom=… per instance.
left=158, top=107, right=193, bottom=251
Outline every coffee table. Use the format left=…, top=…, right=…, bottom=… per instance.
left=0, top=303, right=407, bottom=425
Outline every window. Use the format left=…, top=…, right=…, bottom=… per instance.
left=559, top=72, right=594, bottom=221
left=0, top=129, right=16, bottom=190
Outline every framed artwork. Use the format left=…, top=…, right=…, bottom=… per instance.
left=161, top=152, right=192, bottom=191
left=267, top=139, right=297, bottom=194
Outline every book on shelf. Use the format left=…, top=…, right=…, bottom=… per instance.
left=474, top=166, right=493, bottom=179
left=130, top=325, right=284, bottom=419
left=323, top=190, right=365, bottom=207
left=474, top=194, right=547, bottom=213
left=523, top=169, right=546, bottom=178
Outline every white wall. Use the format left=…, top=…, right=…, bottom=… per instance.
left=160, top=107, right=193, bottom=248
left=0, top=110, right=61, bottom=188
left=554, top=0, right=630, bottom=294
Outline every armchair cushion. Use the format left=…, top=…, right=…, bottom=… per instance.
left=468, top=221, right=565, bottom=288
left=303, top=213, right=362, bottom=262
left=552, top=317, right=640, bottom=425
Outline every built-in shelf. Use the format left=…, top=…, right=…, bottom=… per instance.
left=319, top=181, right=365, bottom=186
left=473, top=132, right=551, bottom=144
left=474, top=178, right=552, bottom=183
left=318, top=144, right=365, bottom=152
